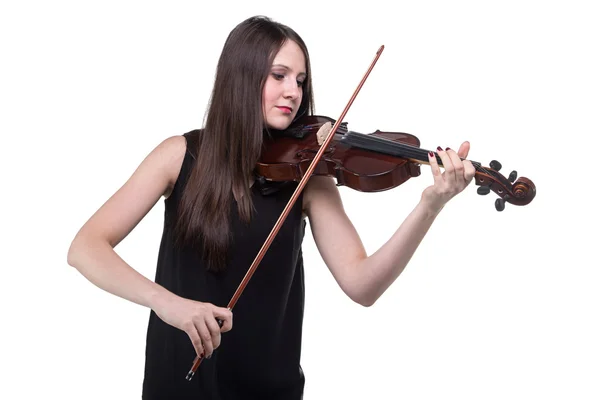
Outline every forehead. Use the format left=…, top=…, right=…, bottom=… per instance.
left=272, top=40, right=306, bottom=72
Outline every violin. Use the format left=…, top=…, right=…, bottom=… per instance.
left=186, top=44, right=536, bottom=381
left=257, top=114, right=536, bottom=211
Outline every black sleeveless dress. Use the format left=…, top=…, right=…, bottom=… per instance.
left=142, top=130, right=307, bottom=399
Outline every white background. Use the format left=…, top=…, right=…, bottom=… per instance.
left=1, top=1, right=599, bottom=399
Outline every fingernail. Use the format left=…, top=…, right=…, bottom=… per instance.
left=437, top=146, right=443, bottom=151
left=428, top=151, right=434, bottom=157
left=445, top=147, right=451, bottom=151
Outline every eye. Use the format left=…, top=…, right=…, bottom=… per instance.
left=296, top=80, right=304, bottom=87
left=271, top=73, right=284, bottom=80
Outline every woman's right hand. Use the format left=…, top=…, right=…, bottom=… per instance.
left=152, top=294, right=233, bottom=359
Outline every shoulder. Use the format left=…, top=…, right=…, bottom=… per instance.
left=156, top=134, right=187, bottom=161
left=302, top=175, right=343, bottom=217
left=154, top=134, right=189, bottom=199
left=68, top=133, right=191, bottom=249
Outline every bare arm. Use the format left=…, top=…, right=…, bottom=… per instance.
left=67, top=135, right=186, bottom=309
left=67, top=134, right=235, bottom=358
left=303, top=144, right=476, bottom=307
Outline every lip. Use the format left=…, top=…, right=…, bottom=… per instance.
left=275, top=106, right=293, bottom=114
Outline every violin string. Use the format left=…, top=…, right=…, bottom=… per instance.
left=346, top=132, right=434, bottom=165
left=343, top=131, right=434, bottom=163
left=343, top=131, right=492, bottom=181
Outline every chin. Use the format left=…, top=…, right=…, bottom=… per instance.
left=265, top=116, right=294, bottom=130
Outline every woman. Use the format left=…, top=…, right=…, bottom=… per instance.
left=67, top=15, right=475, bottom=399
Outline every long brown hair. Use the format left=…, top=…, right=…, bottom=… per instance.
left=174, top=16, right=315, bottom=272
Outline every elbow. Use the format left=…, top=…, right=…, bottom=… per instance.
left=355, top=296, right=376, bottom=308
left=337, top=261, right=379, bottom=307
left=67, top=234, right=88, bottom=268
left=347, top=272, right=381, bottom=307
left=349, top=289, right=378, bottom=308
left=342, top=273, right=379, bottom=307
left=67, top=239, right=80, bottom=268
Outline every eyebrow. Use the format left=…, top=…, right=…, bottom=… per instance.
left=271, top=64, right=307, bottom=78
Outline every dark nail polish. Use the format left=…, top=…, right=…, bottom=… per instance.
left=445, top=147, right=451, bottom=151
left=428, top=151, right=434, bottom=157
left=437, top=146, right=443, bottom=151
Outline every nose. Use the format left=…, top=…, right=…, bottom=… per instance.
left=283, top=80, right=301, bottom=100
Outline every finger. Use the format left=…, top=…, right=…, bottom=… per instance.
left=436, top=146, right=455, bottom=181
left=205, top=315, right=222, bottom=350
left=213, top=307, right=233, bottom=332
left=195, top=319, right=214, bottom=358
left=427, top=150, right=442, bottom=183
left=463, top=160, right=476, bottom=183
left=185, top=323, right=205, bottom=358
left=445, top=147, right=464, bottom=185
left=457, top=141, right=470, bottom=159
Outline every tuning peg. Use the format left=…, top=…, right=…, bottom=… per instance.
left=508, top=170, right=517, bottom=183
left=495, top=198, right=505, bottom=211
left=489, top=160, right=502, bottom=171
left=477, top=186, right=491, bottom=195
left=495, top=195, right=511, bottom=212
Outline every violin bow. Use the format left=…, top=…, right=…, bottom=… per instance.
left=185, top=45, right=385, bottom=381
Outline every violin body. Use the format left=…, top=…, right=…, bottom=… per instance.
left=257, top=115, right=423, bottom=192
left=257, top=115, right=536, bottom=210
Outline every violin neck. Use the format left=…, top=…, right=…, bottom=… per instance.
left=341, top=131, right=436, bottom=164
left=341, top=130, right=482, bottom=169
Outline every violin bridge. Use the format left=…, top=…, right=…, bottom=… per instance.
left=316, top=121, right=332, bottom=146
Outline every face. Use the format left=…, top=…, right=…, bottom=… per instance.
left=262, top=40, right=306, bottom=130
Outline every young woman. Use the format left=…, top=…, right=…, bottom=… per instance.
left=67, top=15, right=475, bottom=399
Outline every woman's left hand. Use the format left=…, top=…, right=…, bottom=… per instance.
left=421, top=141, right=476, bottom=213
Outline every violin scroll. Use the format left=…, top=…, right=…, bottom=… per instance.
left=474, top=159, right=536, bottom=211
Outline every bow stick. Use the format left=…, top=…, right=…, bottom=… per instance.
left=186, top=44, right=385, bottom=381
